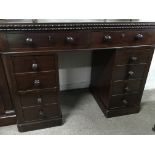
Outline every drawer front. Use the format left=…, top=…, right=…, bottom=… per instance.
left=7, top=32, right=89, bottom=49
left=0, top=33, right=7, bottom=51
left=115, top=48, right=154, bottom=65
left=20, top=90, right=58, bottom=107
left=15, top=71, right=57, bottom=91
left=112, top=80, right=142, bottom=95
left=12, top=54, right=56, bottom=73
left=22, top=104, right=61, bottom=122
left=109, top=93, right=139, bottom=109
left=112, top=64, right=147, bottom=81
left=90, top=31, right=155, bottom=48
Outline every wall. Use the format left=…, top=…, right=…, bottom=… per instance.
left=58, top=50, right=155, bottom=91
left=58, top=51, right=91, bottom=90
left=145, top=51, right=155, bottom=90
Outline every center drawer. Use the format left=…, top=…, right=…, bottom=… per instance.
left=7, top=32, right=89, bottom=50
left=15, top=71, right=58, bottom=91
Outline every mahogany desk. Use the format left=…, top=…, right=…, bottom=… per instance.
left=0, top=20, right=155, bottom=132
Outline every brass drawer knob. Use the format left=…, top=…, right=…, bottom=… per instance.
left=135, top=34, right=143, bottom=40
left=130, top=56, right=138, bottom=62
left=66, top=36, right=74, bottom=44
left=32, top=63, right=38, bottom=71
left=128, top=71, right=135, bottom=77
left=34, top=79, right=40, bottom=87
left=124, top=87, right=130, bottom=92
left=122, top=99, right=128, bottom=106
left=104, top=35, right=112, bottom=41
left=26, top=37, right=33, bottom=44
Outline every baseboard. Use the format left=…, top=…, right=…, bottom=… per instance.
left=60, top=81, right=90, bottom=91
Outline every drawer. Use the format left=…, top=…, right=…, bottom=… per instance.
left=20, top=89, right=58, bottom=107
left=115, top=48, right=154, bottom=65
left=111, top=80, right=142, bottom=95
left=0, top=33, right=7, bottom=51
left=7, top=32, right=89, bottom=49
left=22, top=104, right=61, bottom=122
left=12, top=54, right=56, bottom=73
left=15, top=71, right=58, bottom=91
left=109, top=93, right=139, bottom=109
left=112, top=64, right=147, bottom=81
left=90, top=31, right=155, bottom=48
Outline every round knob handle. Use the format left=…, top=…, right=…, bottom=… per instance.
left=135, top=34, right=143, bottom=40
left=104, top=35, right=112, bottom=41
left=37, top=97, right=42, bottom=104
left=34, top=80, right=40, bottom=87
left=128, top=71, right=135, bottom=77
left=66, top=36, right=74, bottom=44
left=32, top=63, right=38, bottom=71
left=124, top=87, right=130, bottom=92
left=26, top=37, right=33, bottom=44
left=122, top=99, right=128, bottom=106
left=130, top=56, right=138, bottom=62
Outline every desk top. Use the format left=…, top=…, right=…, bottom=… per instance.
left=0, top=19, right=155, bottom=32
left=0, top=19, right=142, bottom=23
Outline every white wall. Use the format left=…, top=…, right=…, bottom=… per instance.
left=145, top=52, right=155, bottom=90
left=58, top=50, right=155, bottom=91
left=58, top=51, right=91, bottom=90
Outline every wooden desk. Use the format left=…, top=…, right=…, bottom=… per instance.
left=0, top=20, right=155, bottom=131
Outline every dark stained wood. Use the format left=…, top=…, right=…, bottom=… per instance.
left=90, top=47, right=154, bottom=117
left=109, top=93, right=139, bottom=109
left=0, top=21, right=155, bottom=131
left=112, top=64, right=148, bottom=81
left=15, top=71, right=58, bottom=91
left=20, top=89, right=58, bottom=107
left=22, top=104, right=61, bottom=122
left=90, top=30, right=155, bottom=48
left=0, top=55, right=16, bottom=126
left=2, top=52, right=62, bottom=131
left=111, top=80, right=142, bottom=95
left=12, top=54, right=56, bottom=73
left=114, top=47, right=154, bottom=65
left=7, top=32, right=89, bottom=51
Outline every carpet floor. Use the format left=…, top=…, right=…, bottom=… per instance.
left=0, top=89, right=155, bottom=135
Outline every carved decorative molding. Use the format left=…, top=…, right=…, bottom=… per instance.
left=0, top=22, right=155, bottom=31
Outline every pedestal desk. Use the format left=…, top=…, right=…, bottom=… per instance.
left=0, top=20, right=155, bottom=132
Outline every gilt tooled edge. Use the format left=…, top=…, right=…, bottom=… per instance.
left=0, top=23, right=155, bottom=31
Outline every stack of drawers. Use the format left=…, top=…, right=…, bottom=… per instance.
left=2, top=52, right=62, bottom=132
left=91, top=47, right=154, bottom=117
left=108, top=47, right=154, bottom=116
